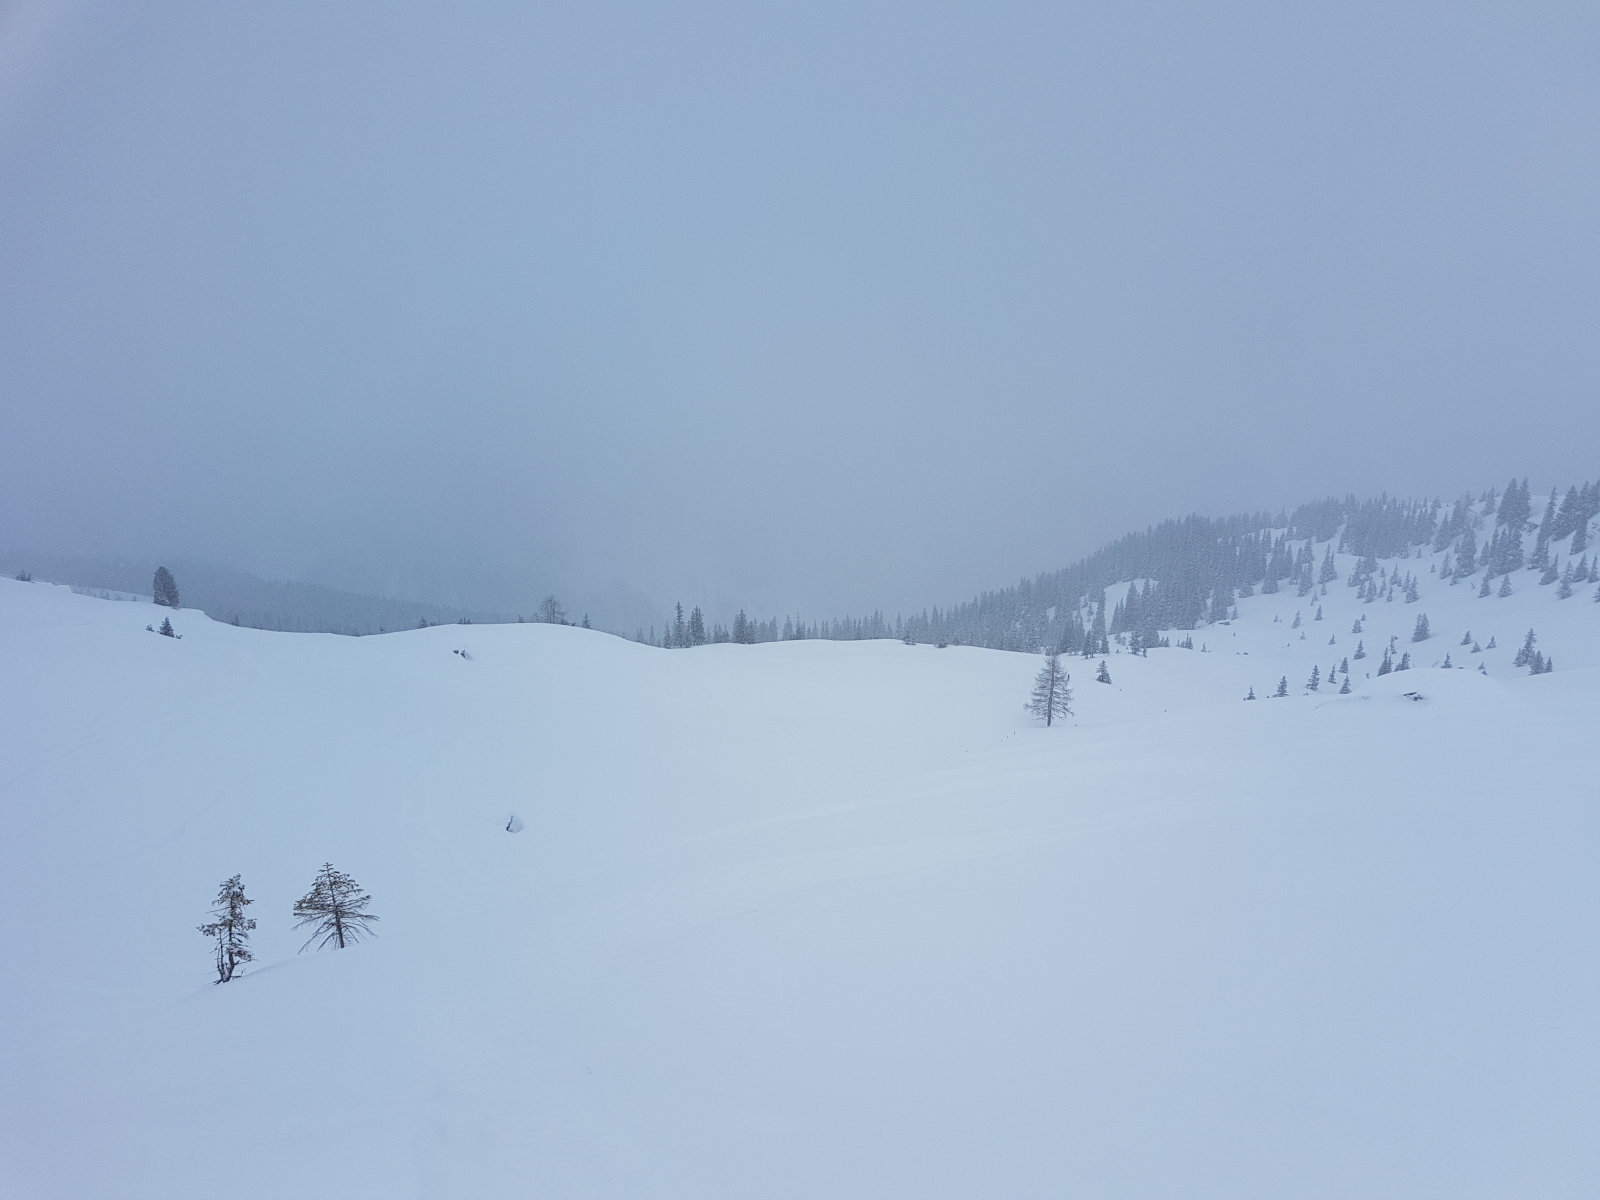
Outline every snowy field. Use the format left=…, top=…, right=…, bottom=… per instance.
left=1, top=535, right=1597, bottom=1198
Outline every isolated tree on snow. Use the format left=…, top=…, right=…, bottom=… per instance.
left=534, top=594, right=566, bottom=624
left=198, top=874, right=255, bottom=983
left=1411, top=613, right=1430, bottom=642
left=153, top=566, right=180, bottom=608
left=1273, top=676, right=1288, bottom=698
left=1028, top=651, right=1073, bottom=727
left=293, top=863, right=380, bottom=951
left=1338, top=676, right=1351, bottom=694
left=1306, top=665, right=1320, bottom=692
left=1244, top=686, right=1256, bottom=700
left=1096, top=660, right=1111, bottom=684
left=158, top=617, right=176, bottom=638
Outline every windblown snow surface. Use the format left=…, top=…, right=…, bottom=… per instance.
left=1, top=541, right=1597, bottom=1198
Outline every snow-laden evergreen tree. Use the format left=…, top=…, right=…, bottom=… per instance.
left=1396, top=652, right=1411, bottom=671
left=1498, top=574, right=1513, bottom=598
left=293, top=863, right=380, bottom=951
left=1530, top=493, right=1557, bottom=570
left=1244, top=686, right=1256, bottom=700
left=1027, top=652, right=1073, bottom=727
left=687, top=606, right=707, bottom=646
left=1454, top=527, right=1478, bottom=578
left=1377, top=649, right=1393, bottom=676
left=198, top=874, right=255, bottom=983
left=1339, top=676, right=1351, bottom=694
left=1478, top=575, right=1492, bottom=598
left=1411, top=613, right=1430, bottom=642
left=1540, top=555, right=1560, bottom=585
left=153, top=566, right=180, bottom=608
left=1306, top=665, right=1320, bottom=692
left=1353, top=639, right=1366, bottom=660
left=1513, top=629, right=1537, bottom=669
left=1096, top=660, right=1111, bottom=684
left=1273, top=676, right=1288, bottom=698
left=1497, top=476, right=1531, bottom=528
left=158, top=617, right=176, bottom=637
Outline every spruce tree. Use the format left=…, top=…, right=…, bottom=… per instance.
left=1411, top=613, right=1430, bottom=642
left=1498, top=575, right=1513, bottom=598
left=153, top=566, right=180, bottom=609
left=1027, top=652, right=1073, bottom=726
left=1096, top=660, right=1111, bottom=684
left=198, top=874, right=255, bottom=983
left=293, top=863, right=380, bottom=951
left=1273, top=676, right=1288, bottom=698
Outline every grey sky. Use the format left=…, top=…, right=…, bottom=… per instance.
left=4, top=3, right=1597, bottom=625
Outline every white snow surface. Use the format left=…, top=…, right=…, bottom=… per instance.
left=1, top=546, right=1597, bottom=1198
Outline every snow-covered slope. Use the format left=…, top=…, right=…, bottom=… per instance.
left=1, top=542, right=1597, bottom=1198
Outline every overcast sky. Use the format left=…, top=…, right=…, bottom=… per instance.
left=3, top=2, right=1597, bottom=624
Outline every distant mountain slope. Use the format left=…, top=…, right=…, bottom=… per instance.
left=0, top=551, right=514, bottom=634
left=899, top=478, right=1599, bottom=652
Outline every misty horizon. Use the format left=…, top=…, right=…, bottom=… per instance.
left=4, top=4, right=1597, bottom=626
